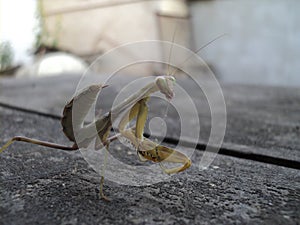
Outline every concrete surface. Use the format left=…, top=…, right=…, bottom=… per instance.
left=0, top=74, right=299, bottom=224
left=0, top=107, right=299, bottom=224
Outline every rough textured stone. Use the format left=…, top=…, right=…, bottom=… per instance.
left=0, top=107, right=299, bottom=224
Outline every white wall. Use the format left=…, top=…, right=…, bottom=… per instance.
left=41, top=0, right=159, bottom=55
left=190, top=0, right=300, bottom=87
left=40, top=0, right=191, bottom=76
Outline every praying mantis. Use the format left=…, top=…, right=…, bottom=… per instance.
left=0, top=75, right=191, bottom=200
left=0, top=30, right=224, bottom=199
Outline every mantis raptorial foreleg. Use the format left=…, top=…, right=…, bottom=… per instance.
left=118, top=95, right=191, bottom=174
left=135, top=97, right=149, bottom=140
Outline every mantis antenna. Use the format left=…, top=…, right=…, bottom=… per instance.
left=167, top=23, right=178, bottom=76
left=161, top=23, right=178, bottom=129
left=170, top=33, right=228, bottom=76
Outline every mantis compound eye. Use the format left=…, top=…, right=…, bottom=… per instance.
left=155, top=76, right=176, bottom=101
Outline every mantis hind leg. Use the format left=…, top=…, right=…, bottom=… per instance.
left=0, top=138, right=15, bottom=153
left=0, top=136, right=78, bottom=153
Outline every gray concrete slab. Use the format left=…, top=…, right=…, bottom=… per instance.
left=0, top=74, right=299, bottom=163
left=0, top=107, right=299, bottom=225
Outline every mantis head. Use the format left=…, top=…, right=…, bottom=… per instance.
left=155, top=76, right=176, bottom=101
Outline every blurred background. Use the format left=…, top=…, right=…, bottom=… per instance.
left=0, top=0, right=299, bottom=86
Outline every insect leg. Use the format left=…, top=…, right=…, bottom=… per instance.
left=135, top=97, right=149, bottom=140
left=0, top=136, right=78, bottom=153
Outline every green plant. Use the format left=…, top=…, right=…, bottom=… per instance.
left=34, top=1, right=61, bottom=50
left=34, top=0, right=45, bottom=50
left=0, top=41, right=14, bottom=70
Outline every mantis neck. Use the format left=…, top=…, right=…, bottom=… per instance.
left=110, top=81, right=159, bottom=116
